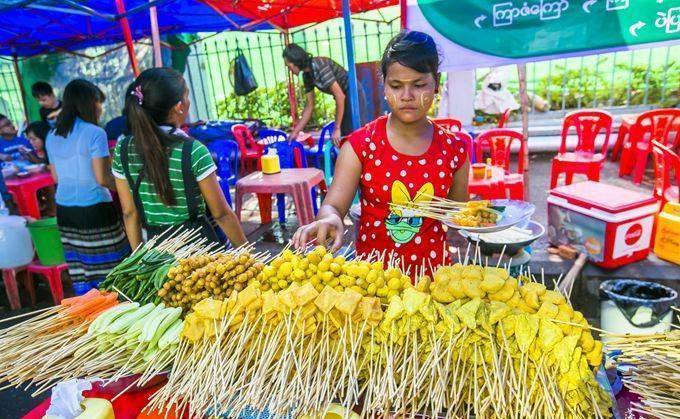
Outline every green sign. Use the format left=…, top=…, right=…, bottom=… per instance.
left=417, top=0, right=680, bottom=59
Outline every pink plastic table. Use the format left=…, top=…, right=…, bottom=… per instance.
left=235, top=168, right=325, bottom=225
left=5, top=172, right=54, bottom=219
left=468, top=165, right=506, bottom=199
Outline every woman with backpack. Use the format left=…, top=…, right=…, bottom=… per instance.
left=112, top=68, right=247, bottom=249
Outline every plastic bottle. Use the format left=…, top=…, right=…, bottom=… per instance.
left=261, top=147, right=281, bottom=174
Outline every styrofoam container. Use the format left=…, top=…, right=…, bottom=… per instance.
left=548, top=181, right=659, bottom=269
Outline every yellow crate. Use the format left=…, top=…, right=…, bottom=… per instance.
left=653, top=201, right=680, bottom=265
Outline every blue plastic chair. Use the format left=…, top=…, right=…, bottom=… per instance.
left=305, top=122, right=338, bottom=185
left=207, top=140, right=239, bottom=206
left=264, top=140, right=320, bottom=224
left=257, top=128, right=287, bottom=146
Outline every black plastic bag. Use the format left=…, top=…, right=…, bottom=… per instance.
left=233, top=50, right=258, bottom=96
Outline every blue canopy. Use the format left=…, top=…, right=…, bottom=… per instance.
left=0, top=0, right=271, bottom=57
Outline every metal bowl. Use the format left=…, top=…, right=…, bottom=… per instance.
left=460, top=220, right=545, bottom=256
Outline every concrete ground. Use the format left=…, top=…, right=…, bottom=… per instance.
left=1, top=150, right=677, bottom=416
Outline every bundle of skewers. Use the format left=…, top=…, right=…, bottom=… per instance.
left=101, top=227, right=223, bottom=304
left=390, top=197, right=501, bottom=228
left=605, top=308, right=680, bottom=419
left=0, top=228, right=265, bottom=397
left=0, top=289, right=119, bottom=394
left=145, top=247, right=611, bottom=419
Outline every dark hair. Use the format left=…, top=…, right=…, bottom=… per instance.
left=31, top=81, right=54, bottom=98
left=54, top=79, right=105, bottom=137
left=0, top=114, right=7, bottom=120
left=282, top=44, right=312, bottom=70
left=124, top=67, right=187, bottom=206
left=380, top=31, right=440, bottom=82
left=25, top=121, right=51, bottom=142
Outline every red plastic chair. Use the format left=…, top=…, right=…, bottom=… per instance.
left=497, top=109, right=511, bottom=128
left=550, top=110, right=613, bottom=188
left=231, top=124, right=263, bottom=173
left=474, top=129, right=526, bottom=199
left=433, top=117, right=462, bottom=132
left=651, top=140, right=679, bottom=207
left=27, top=261, right=68, bottom=305
left=619, top=109, right=680, bottom=185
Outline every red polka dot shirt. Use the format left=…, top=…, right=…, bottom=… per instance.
left=348, top=116, right=469, bottom=276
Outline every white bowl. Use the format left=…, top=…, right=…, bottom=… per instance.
left=25, top=164, right=45, bottom=174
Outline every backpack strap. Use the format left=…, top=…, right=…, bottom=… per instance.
left=120, top=136, right=149, bottom=226
left=181, top=138, right=199, bottom=221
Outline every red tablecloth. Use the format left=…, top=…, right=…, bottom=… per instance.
left=23, top=383, right=165, bottom=419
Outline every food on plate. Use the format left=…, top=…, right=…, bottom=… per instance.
left=451, top=200, right=499, bottom=227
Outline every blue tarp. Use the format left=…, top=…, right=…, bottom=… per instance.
left=0, top=0, right=271, bottom=57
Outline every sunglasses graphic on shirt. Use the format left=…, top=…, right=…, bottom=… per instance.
left=385, top=181, right=433, bottom=244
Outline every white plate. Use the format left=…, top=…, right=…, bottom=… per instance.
left=443, top=199, right=536, bottom=233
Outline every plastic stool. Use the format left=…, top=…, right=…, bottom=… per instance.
left=26, top=261, right=68, bottom=305
left=2, top=266, right=31, bottom=310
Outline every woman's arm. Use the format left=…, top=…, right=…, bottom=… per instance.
left=448, top=156, right=470, bottom=202
left=198, top=172, right=247, bottom=247
left=92, top=157, right=117, bottom=191
left=114, top=177, right=143, bottom=250
left=290, top=91, right=315, bottom=139
left=292, top=141, right=361, bottom=250
left=49, top=164, right=58, bottom=184
left=329, top=81, right=346, bottom=146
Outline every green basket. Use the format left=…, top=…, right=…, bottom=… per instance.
left=27, top=217, right=65, bottom=266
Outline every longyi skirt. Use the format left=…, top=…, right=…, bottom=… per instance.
left=56, top=202, right=131, bottom=283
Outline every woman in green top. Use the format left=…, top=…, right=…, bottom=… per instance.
left=112, top=68, right=247, bottom=249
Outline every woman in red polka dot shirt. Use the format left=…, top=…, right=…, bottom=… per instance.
left=293, top=31, right=470, bottom=275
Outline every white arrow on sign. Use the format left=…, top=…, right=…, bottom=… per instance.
left=474, top=14, right=487, bottom=28
left=629, top=20, right=646, bottom=37
left=582, top=0, right=597, bottom=13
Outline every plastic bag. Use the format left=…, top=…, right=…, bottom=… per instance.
left=44, top=378, right=98, bottom=418
left=233, top=50, right=258, bottom=96
left=599, top=279, right=677, bottom=328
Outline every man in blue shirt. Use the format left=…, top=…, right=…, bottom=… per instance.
left=0, top=114, right=32, bottom=161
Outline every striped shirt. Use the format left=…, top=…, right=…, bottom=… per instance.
left=303, top=57, right=348, bottom=95
left=111, top=133, right=216, bottom=227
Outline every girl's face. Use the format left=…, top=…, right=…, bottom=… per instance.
left=284, top=59, right=301, bottom=75
left=26, top=131, right=44, bottom=151
left=169, top=88, right=191, bottom=127
left=384, top=62, right=437, bottom=124
left=181, top=88, right=191, bottom=115
left=94, top=100, right=103, bottom=123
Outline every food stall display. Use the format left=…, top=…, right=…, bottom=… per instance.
left=0, top=240, right=613, bottom=418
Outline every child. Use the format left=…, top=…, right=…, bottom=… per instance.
left=31, top=81, right=62, bottom=125
left=0, top=114, right=32, bottom=160
left=23, top=121, right=50, bottom=164
left=23, top=120, right=55, bottom=216
left=293, top=31, right=470, bottom=274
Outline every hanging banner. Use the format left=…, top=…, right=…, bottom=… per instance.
left=407, top=0, right=680, bottom=71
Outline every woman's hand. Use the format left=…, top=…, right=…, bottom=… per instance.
left=292, top=213, right=345, bottom=251
left=331, top=126, right=343, bottom=147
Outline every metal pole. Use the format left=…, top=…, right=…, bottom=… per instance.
left=12, top=54, right=29, bottom=123
left=149, top=1, right=162, bottom=67
left=115, top=0, right=140, bottom=76
left=401, top=0, right=407, bottom=29
left=284, top=31, right=299, bottom=125
left=517, top=64, right=530, bottom=200
left=342, top=0, right=361, bottom=131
